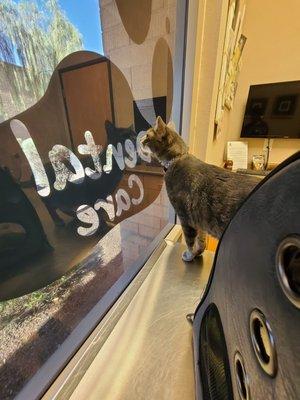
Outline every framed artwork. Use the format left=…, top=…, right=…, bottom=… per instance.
left=272, top=95, right=298, bottom=117
left=214, top=0, right=247, bottom=138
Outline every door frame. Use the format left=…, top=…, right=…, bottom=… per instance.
left=59, top=57, right=116, bottom=152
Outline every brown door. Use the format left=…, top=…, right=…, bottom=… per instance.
left=60, top=60, right=113, bottom=149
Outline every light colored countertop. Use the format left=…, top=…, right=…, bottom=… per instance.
left=68, top=242, right=214, bottom=400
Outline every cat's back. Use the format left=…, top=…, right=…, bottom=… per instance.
left=164, top=154, right=259, bottom=238
left=165, top=153, right=259, bottom=200
left=165, top=154, right=217, bottom=188
left=165, top=154, right=205, bottom=180
left=164, top=154, right=208, bottom=198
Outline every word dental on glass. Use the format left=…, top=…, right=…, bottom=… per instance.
left=10, top=119, right=151, bottom=237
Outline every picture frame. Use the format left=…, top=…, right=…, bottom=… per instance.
left=214, top=0, right=247, bottom=138
left=272, top=94, right=298, bottom=117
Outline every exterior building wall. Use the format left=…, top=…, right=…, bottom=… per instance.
left=99, top=0, right=176, bottom=248
left=99, top=0, right=176, bottom=126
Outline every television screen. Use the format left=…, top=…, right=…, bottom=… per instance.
left=241, top=80, right=300, bottom=139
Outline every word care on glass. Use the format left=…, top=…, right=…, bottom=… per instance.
left=10, top=119, right=152, bottom=237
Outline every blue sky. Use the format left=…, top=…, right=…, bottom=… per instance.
left=58, top=0, right=104, bottom=54
left=12, top=0, right=104, bottom=55
left=1, top=0, right=104, bottom=65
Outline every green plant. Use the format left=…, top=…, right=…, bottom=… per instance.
left=0, top=301, right=7, bottom=313
left=0, top=0, right=83, bottom=119
left=24, top=290, right=48, bottom=309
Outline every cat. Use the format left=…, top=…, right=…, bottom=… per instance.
left=142, top=116, right=259, bottom=262
left=41, top=120, right=137, bottom=226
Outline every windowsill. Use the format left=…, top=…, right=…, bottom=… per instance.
left=43, top=234, right=214, bottom=399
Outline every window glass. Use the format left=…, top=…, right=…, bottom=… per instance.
left=0, top=0, right=182, bottom=397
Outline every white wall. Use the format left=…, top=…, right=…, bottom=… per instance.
left=227, top=0, right=300, bottom=164
left=188, top=0, right=229, bottom=164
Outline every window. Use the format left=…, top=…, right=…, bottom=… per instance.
left=0, top=0, right=187, bottom=398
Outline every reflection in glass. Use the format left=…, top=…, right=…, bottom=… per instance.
left=0, top=0, right=83, bottom=120
left=10, top=118, right=50, bottom=197
left=0, top=0, right=178, bottom=397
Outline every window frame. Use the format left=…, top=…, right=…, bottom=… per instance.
left=15, top=1, right=193, bottom=398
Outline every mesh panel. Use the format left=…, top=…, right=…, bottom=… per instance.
left=199, top=304, right=233, bottom=400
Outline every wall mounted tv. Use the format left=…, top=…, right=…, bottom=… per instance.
left=241, top=80, right=300, bottom=139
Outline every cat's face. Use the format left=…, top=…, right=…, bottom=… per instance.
left=142, top=116, right=187, bottom=161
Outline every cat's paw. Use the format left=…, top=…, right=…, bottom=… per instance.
left=182, top=249, right=195, bottom=262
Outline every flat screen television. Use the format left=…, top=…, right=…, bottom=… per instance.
left=241, top=80, right=300, bottom=139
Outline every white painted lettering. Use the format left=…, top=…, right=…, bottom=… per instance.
left=94, top=195, right=115, bottom=221
left=10, top=119, right=51, bottom=197
left=137, top=131, right=152, bottom=163
left=103, top=143, right=125, bottom=173
left=128, top=174, right=144, bottom=205
left=124, top=139, right=137, bottom=168
left=49, top=145, right=85, bottom=190
left=78, top=131, right=103, bottom=179
left=115, top=188, right=131, bottom=217
left=76, top=205, right=99, bottom=236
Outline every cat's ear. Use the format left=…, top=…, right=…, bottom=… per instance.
left=105, top=120, right=115, bottom=132
left=154, top=116, right=166, bottom=139
left=167, top=120, right=176, bottom=130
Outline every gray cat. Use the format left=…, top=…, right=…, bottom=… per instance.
left=142, top=116, right=259, bottom=262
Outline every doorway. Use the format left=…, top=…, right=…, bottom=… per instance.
left=60, top=59, right=115, bottom=150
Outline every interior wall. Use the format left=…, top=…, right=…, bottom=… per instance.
left=227, top=0, right=300, bottom=164
left=188, top=0, right=229, bottom=163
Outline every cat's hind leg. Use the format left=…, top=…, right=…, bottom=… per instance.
left=193, top=230, right=206, bottom=256
left=181, top=224, right=197, bottom=262
left=181, top=225, right=206, bottom=262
